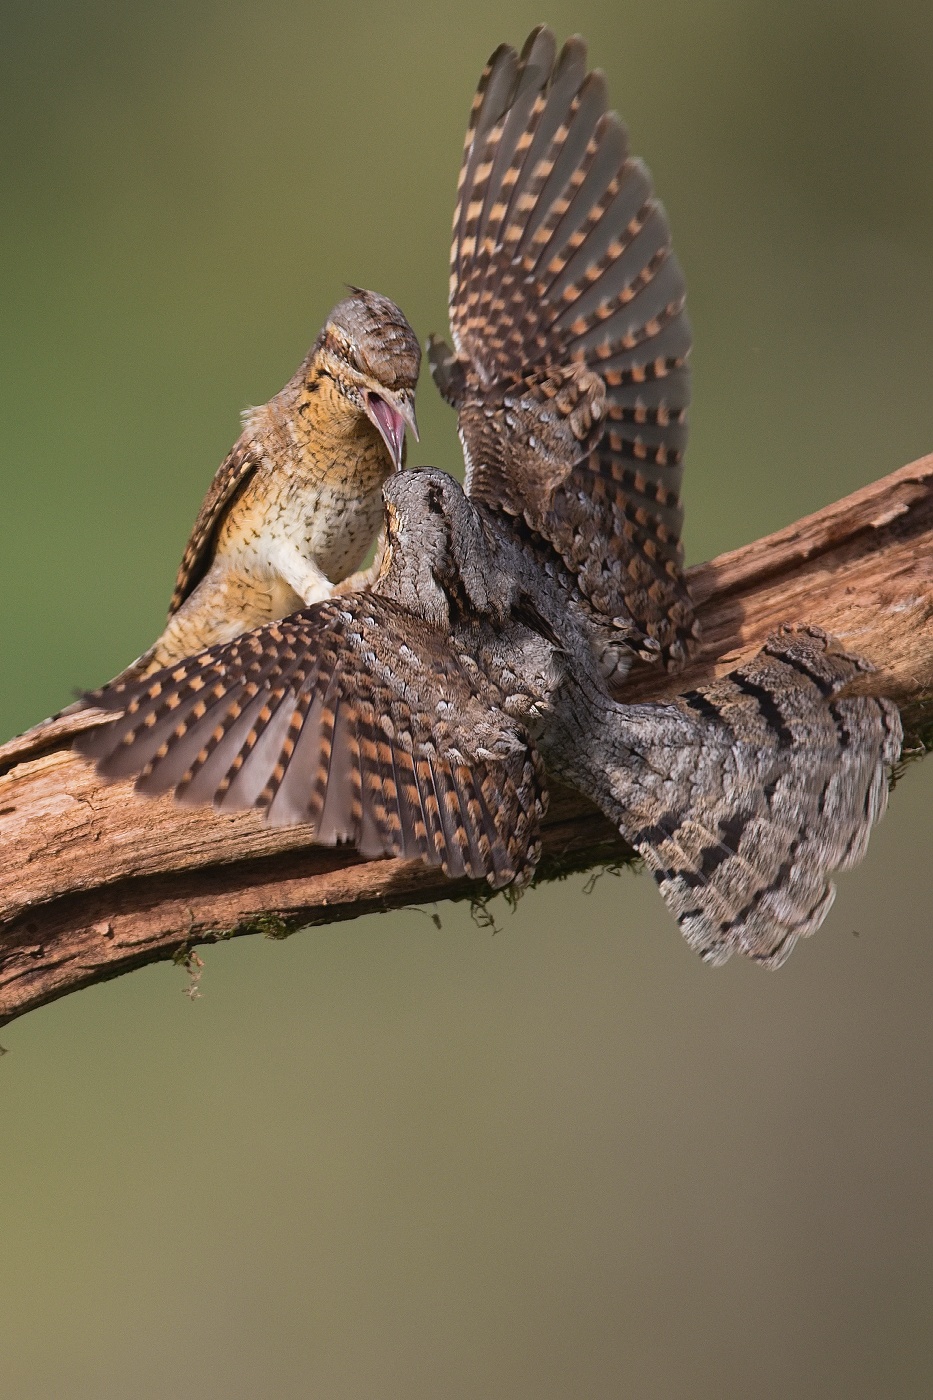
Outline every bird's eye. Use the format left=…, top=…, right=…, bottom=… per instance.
left=336, top=338, right=363, bottom=373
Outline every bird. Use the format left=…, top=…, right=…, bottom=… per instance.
left=77, top=468, right=901, bottom=964
left=76, top=21, right=695, bottom=862
left=0, top=289, right=420, bottom=770
left=131, top=288, right=421, bottom=677
left=76, top=472, right=554, bottom=890
left=74, top=29, right=902, bottom=964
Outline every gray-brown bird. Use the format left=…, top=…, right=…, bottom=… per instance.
left=76, top=30, right=902, bottom=963
left=77, top=469, right=901, bottom=963
left=429, top=25, right=699, bottom=682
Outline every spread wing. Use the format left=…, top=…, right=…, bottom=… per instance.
left=432, top=27, right=696, bottom=669
left=610, top=628, right=903, bottom=966
left=168, top=438, right=259, bottom=614
left=75, top=598, right=546, bottom=889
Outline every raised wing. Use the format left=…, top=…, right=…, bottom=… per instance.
left=433, top=26, right=696, bottom=670
left=76, top=598, right=546, bottom=889
left=168, top=438, right=259, bottom=614
left=609, top=627, right=903, bottom=966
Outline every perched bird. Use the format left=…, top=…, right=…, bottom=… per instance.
left=137, top=288, right=420, bottom=676
left=76, top=21, right=693, bottom=851
left=78, top=474, right=554, bottom=890
left=75, top=29, right=902, bottom=963
left=78, top=469, right=901, bottom=964
left=0, top=289, right=419, bottom=769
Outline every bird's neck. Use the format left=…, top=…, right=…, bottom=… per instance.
left=244, top=362, right=383, bottom=464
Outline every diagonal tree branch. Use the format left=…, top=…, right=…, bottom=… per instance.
left=1, top=455, right=931, bottom=1028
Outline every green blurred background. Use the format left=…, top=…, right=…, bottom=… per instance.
left=2, top=2, right=932, bottom=1396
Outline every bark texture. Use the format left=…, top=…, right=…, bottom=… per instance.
left=1, top=455, right=931, bottom=1028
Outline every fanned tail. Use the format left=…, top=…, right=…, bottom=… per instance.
left=570, top=627, right=903, bottom=965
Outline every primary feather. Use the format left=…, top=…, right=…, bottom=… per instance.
left=434, top=26, right=697, bottom=674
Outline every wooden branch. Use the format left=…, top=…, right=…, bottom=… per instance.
left=1, top=455, right=931, bottom=1028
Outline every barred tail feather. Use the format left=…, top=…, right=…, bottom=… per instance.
left=599, top=628, right=903, bottom=965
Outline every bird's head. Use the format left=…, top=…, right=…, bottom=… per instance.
left=317, top=289, right=421, bottom=470
left=379, top=469, right=518, bottom=627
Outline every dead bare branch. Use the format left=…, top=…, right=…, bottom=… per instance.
left=1, top=454, right=931, bottom=1028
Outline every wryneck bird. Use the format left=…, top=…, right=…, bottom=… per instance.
left=137, top=288, right=420, bottom=677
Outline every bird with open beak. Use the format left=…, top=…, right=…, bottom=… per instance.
left=119, top=287, right=421, bottom=679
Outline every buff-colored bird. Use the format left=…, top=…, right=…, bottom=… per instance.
left=137, top=288, right=420, bottom=676
left=0, top=290, right=419, bottom=768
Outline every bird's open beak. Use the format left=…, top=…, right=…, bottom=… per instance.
left=366, top=391, right=418, bottom=471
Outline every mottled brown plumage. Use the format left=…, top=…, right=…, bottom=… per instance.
left=78, top=465, right=902, bottom=948
left=430, top=26, right=697, bottom=679
left=74, top=30, right=903, bottom=960
left=136, top=289, right=420, bottom=675
left=78, top=475, right=551, bottom=889
left=0, top=293, right=419, bottom=766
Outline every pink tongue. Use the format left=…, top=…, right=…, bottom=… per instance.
left=368, top=395, right=405, bottom=469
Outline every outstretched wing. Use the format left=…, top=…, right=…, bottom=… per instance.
left=169, top=438, right=260, bottom=614
left=434, top=27, right=696, bottom=669
left=611, top=628, right=903, bottom=965
left=75, top=598, right=546, bottom=889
